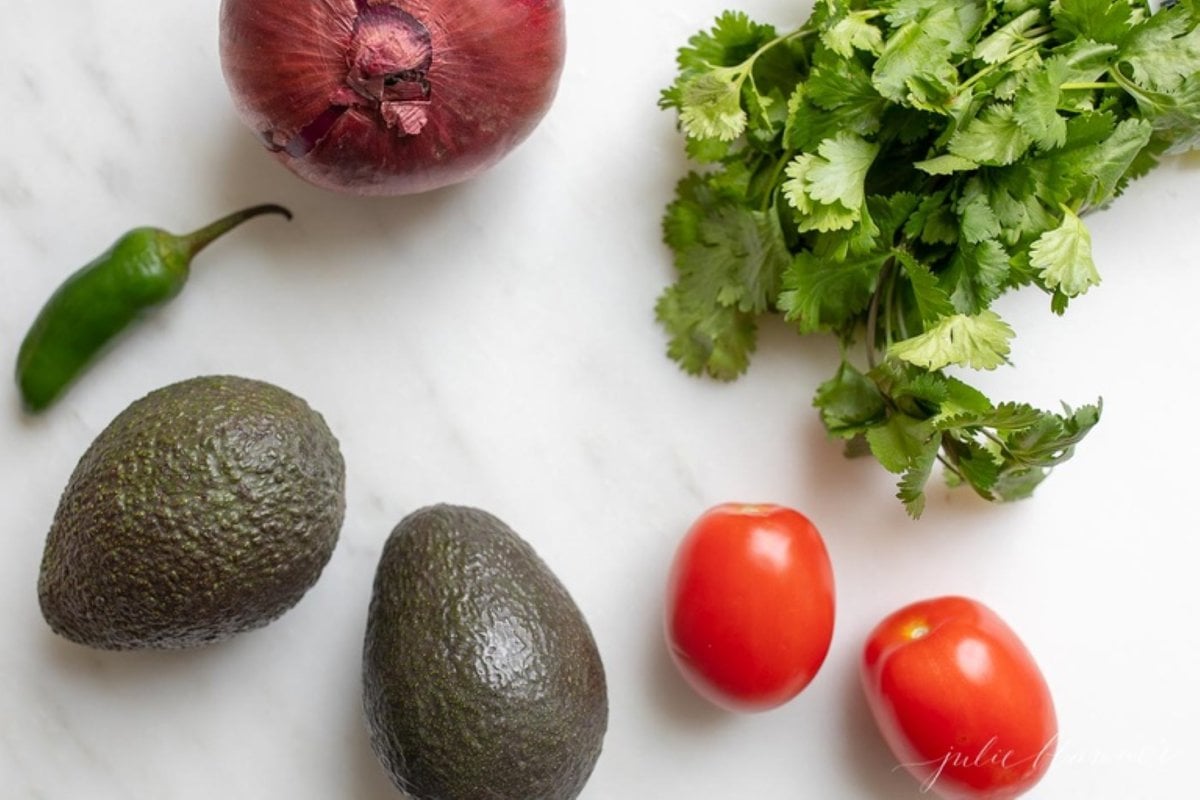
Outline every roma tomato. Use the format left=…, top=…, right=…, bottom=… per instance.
left=664, top=503, right=835, bottom=712
left=861, top=596, right=1057, bottom=799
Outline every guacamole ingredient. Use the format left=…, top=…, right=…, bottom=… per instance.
left=658, top=0, right=1200, bottom=515
left=665, top=503, right=836, bottom=712
left=861, top=596, right=1058, bottom=798
left=363, top=504, right=607, bottom=800
left=38, top=375, right=345, bottom=650
left=219, top=0, right=567, bottom=195
left=16, top=204, right=291, bottom=412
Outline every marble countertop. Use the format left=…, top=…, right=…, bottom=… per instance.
left=3, top=1, right=1198, bottom=798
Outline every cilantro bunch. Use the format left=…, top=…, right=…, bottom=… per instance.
left=659, top=0, right=1200, bottom=516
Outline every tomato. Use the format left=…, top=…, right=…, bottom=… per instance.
left=861, top=596, right=1057, bottom=799
left=664, top=503, right=836, bottom=712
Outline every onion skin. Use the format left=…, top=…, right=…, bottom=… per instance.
left=219, top=0, right=566, bottom=196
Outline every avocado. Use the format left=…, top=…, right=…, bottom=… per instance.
left=362, top=504, right=607, bottom=800
left=38, top=374, right=346, bottom=650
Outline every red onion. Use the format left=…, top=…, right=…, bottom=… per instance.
left=219, top=0, right=566, bottom=195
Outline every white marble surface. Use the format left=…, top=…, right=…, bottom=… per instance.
left=2, top=1, right=1199, bottom=798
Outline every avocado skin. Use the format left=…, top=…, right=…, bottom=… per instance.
left=38, top=375, right=346, bottom=650
left=363, top=504, right=607, bottom=800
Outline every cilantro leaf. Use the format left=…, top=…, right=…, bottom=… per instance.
left=1071, top=117, right=1155, bottom=207
left=915, top=153, right=979, bottom=174
left=948, top=104, right=1034, bottom=165
left=1051, top=0, right=1136, bottom=46
left=784, top=155, right=858, bottom=231
left=1117, top=73, right=1200, bottom=154
left=1001, top=401, right=1102, bottom=466
left=802, top=134, right=880, bottom=209
left=867, top=411, right=937, bottom=473
left=944, top=238, right=1012, bottom=313
left=1030, top=207, right=1099, bottom=297
left=1054, top=39, right=1120, bottom=85
left=675, top=10, right=779, bottom=72
left=904, top=190, right=960, bottom=245
left=870, top=192, right=923, bottom=244
left=779, top=248, right=887, bottom=334
left=897, top=438, right=940, bottom=517
left=1013, top=60, right=1069, bottom=150
left=1119, top=3, right=1200, bottom=91
left=656, top=285, right=757, bottom=380
left=656, top=5, right=1194, bottom=514
left=980, top=160, right=1063, bottom=247
left=938, top=400, right=1047, bottom=432
left=785, top=84, right=844, bottom=153
left=814, top=360, right=888, bottom=437
left=872, top=18, right=956, bottom=104
left=678, top=71, right=748, bottom=141
left=698, top=211, right=783, bottom=311
left=974, top=8, right=1044, bottom=64
left=665, top=11, right=787, bottom=143
left=889, top=310, right=1015, bottom=370
left=822, top=10, right=886, bottom=58
left=872, top=0, right=988, bottom=103
left=805, top=57, right=888, bottom=139
left=944, top=435, right=1002, bottom=497
left=783, top=133, right=880, bottom=232
left=895, top=250, right=956, bottom=324
left=658, top=172, right=791, bottom=378
left=991, top=401, right=1102, bottom=500
left=956, top=179, right=1002, bottom=243
left=925, top=375, right=999, bottom=426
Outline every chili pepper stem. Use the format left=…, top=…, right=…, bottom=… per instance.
left=178, top=204, right=293, bottom=260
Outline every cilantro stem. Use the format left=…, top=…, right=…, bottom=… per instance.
left=960, top=34, right=1051, bottom=91
left=888, top=263, right=908, bottom=344
left=761, top=151, right=794, bottom=212
left=865, top=257, right=896, bottom=371
left=978, top=427, right=1038, bottom=469
left=883, top=264, right=896, bottom=349
left=1108, top=68, right=1159, bottom=108
left=730, top=28, right=814, bottom=95
left=937, top=453, right=965, bottom=483
left=865, top=290, right=881, bottom=371
left=1061, top=81, right=1120, bottom=91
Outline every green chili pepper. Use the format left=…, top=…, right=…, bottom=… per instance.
left=15, top=204, right=292, bottom=412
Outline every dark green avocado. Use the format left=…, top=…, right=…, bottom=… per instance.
left=362, top=504, right=608, bottom=800
left=37, top=374, right=346, bottom=650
